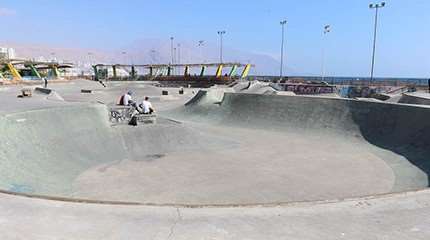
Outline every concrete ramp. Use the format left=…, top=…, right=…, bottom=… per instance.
left=34, top=87, right=65, bottom=101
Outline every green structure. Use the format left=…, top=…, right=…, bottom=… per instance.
left=28, top=64, right=42, bottom=79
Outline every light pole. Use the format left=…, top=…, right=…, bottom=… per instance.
left=217, top=30, right=226, bottom=63
left=121, top=51, right=127, bottom=64
left=170, top=37, right=174, bottom=64
left=173, top=47, right=177, bottom=75
left=50, top=52, right=56, bottom=62
left=369, top=2, right=386, bottom=83
left=177, top=43, right=181, bottom=64
left=87, top=52, right=93, bottom=76
left=279, top=20, right=287, bottom=80
left=87, top=52, right=93, bottom=66
left=321, top=25, right=331, bottom=82
left=198, top=40, right=205, bottom=62
left=150, top=49, right=158, bottom=64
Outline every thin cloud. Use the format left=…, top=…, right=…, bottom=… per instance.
left=0, top=8, right=16, bottom=16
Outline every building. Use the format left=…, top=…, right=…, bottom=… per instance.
left=0, top=47, right=16, bottom=60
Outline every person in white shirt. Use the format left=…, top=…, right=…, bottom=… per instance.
left=119, top=91, right=134, bottom=106
left=140, top=96, right=154, bottom=114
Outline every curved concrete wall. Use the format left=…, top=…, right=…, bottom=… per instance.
left=0, top=103, right=233, bottom=198
left=0, top=104, right=124, bottom=196
left=219, top=94, right=430, bottom=146
left=179, top=91, right=430, bottom=146
left=171, top=91, right=430, bottom=186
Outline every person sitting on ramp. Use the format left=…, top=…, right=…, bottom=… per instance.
left=139, top=96, right=154, bottom=114
left=118, top=90, right=135, bottom=106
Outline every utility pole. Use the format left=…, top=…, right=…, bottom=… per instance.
left=321, top=25, right=331, bottom=82
left=217, top=31, right=226, bottom=63
left=369, top=2, right=386, bottom=83
left=279, top=20, right=287, bottom=80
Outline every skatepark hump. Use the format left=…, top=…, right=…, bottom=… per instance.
left=0, top=85, right=429, bottom=206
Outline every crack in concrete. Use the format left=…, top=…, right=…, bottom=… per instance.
left=167, top=208, right=182, bottom=240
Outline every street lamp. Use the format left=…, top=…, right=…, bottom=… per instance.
left=177, top=43, right=181, bottom=64
left=170, top=37, right=174, bottom=64
left=150, top=49, right=158, bottom=64
left=279, top=20, right=287, bottom=80
left=87, top=52, right=93, bottom=75
left=87, top=52, right=93, bottom=64
left=369, top=2, right=386, bottom=83
left=198, top=40, right=205, bottom=62
left=321, top=25, right=331, bottom=82
left=217, top=30, right=226, bottom=63
left=50, top=52, right=56, bottom=63
left=121, top=51, right=127, bottom=65
left=173, top=47, right=177, bottom=75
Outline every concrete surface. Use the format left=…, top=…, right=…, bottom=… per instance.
left=0, top=79, right=429, bottom=239
left=399, top=92, right=430, bottom=106
left=1, top=188, right=430, bottom=239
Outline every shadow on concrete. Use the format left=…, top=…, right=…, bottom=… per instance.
left=348, top=100, right=430, bottom=186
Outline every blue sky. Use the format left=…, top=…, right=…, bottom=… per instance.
left=1, top=0, right=429, bottom=77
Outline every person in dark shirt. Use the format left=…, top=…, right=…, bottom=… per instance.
left=428, top=79, right=430, bottom=93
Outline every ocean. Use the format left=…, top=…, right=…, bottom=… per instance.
left=251, top=76, right=429, bottom=86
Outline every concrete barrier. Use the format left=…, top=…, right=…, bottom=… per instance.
left=399, top=93, right=430, bottom=106
left=34, top=87, right=53, bottom=95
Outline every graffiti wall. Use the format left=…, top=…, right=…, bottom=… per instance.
left=282, top=84, right=335, bottom=95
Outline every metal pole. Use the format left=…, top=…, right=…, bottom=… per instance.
left=198, top=40, right=205, bottom=63
left=280, top=24, right=284, bottom=79
left=321, top=25, right=330, bottom=82
left=173, top=47, right=177, bottom=75
left=121, top=52, right=126, bottom=64
left=370, top=7, right=379, bottom=83
left=220, top=33, right=223, bottom=63
left=170, top=37, right=174, bottom=65
left=280, top=20, right=287, bottom=80
left=369, top=2, right=385, bottom=83
left=177, top=44, right=181, bottom=64
left=218, top=31, right=225, bottom=63
left=88, top=52, right=93, bottom=77
left=321, top=38, right=326, bottom=82
left=150, top=50, right=155, bottom=64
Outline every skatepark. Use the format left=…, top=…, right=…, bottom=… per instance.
left=0, top=80, right=429, bottom=239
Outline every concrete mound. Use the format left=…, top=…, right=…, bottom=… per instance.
left=34, top=87, right=65, bottom=101
left=233, top=80, right=278, bottom=95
